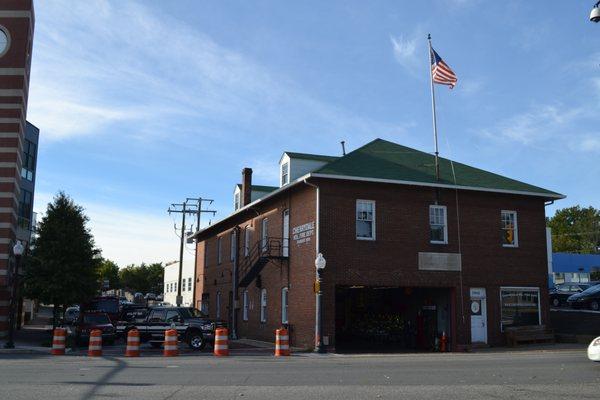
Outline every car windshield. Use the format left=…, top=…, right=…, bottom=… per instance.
left=580, top=285, right=600, bottom=295
left=83, top=314, right=111, bottom=325
left=178, top=308, right=207, bottom=319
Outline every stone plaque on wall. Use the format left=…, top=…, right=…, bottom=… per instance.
left=418, top=252, right=462, bottom=271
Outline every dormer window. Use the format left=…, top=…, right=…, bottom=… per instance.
left=281, top=162, right=289, bottom=186
left=234, top=191, right=240, bottom=210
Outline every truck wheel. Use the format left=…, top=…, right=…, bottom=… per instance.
left=591, top=300, right=599, bottom=312
left=187, top=331, right=206, bottom=351
left=552, top=298, right=560, bottom=307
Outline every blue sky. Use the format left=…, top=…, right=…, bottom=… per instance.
left=28, top=0, right=600, bottom=266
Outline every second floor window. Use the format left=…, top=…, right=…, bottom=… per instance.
left=501, top=210, right=518, bottom=247
left=281, top=162, right=289, bottom=186
left=217, top=237, right=222, bottom=264
left=230, top=231, right=236, bottom=261
left=244, top=226, right=251, bottom=257
left=356, top=200, right=375, bottom=240
left=261, top=218, right=269, bottom=251
left=429, top=205, right=448, bottom=244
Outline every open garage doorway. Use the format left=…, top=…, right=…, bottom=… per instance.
left=335, top=286, right=454, bottom=353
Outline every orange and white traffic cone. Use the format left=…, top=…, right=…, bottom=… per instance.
left=275, top=328, right=290, bottom=357
left=163, top=329, right=178, bottom=357
left=214, top=328, right=229, bottom=356
left=125, top=329, right=140, bottom=357
left=88, top=329, right=103, bottom=357
left=51, top=327, right=66, bottom=355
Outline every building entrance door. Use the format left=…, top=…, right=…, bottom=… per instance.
left=470, top=288, right=487, bottom=344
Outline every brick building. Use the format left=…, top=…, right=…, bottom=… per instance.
left=192, top=139, right=563, bottom=351
left=0, top=1, right=35, bottom=339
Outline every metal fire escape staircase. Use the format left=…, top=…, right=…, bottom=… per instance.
left=238, top=238, right=288, bottom=288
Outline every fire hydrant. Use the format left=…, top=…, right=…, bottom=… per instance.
left=440, top=331, right=447, bottom=352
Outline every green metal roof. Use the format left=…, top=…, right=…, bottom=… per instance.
left=252, top=185, right=278, bottom=193
left=314, top=138, right=563, bottom=199
left=284, top=151, right=340, bottom=163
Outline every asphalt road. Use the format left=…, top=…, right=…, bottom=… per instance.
left=0, top=347, right=598, bottom=400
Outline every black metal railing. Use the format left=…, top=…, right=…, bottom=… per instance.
left=238, top=237, right=288, bottom=287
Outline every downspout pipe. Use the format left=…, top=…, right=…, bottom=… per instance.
left=231, top=225, right=241, bottom=340
left=303, top=179, right=320, bottom=253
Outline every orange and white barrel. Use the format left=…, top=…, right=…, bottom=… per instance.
left=51, top=328, right=66, bottom=355
left=214, top=328, right=229, bottom=356
left=275, top=328, right=290, bottom=356
left=88, top=329, right=103, bottom=357
left=125, top=329, right=140, bottom=357
left=163, top=329, right=179, bottom=357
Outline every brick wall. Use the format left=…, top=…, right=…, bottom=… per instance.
left=317, top=178, right=549, bottom=347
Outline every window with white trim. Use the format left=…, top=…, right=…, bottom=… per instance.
left=501, top=210, right=518, bottom=247
left=261, top=218, right=269, bottom=251
left=281, top=162, right=289, bottom=186
left=429, top=205, right=448, bottom=244
left=244, top=225, right=251, bottom=257
left=281, top=287, right=289, bottom=324
left=242, top=290, right=249, bottom=321
left=230, top=231, right=236, bottom=261
left=260, top=289, right=267, bottom=323
left=217, top=237, right=222, bottom=264
left=356, top=200, right=375, bottom=240
left=216, top=291, right=222, bottom=319
left=188, top=277, right=192, bottom=291
left=234, top=192, right=240, bottom=210
left=500, top=287, right=540, bottom=331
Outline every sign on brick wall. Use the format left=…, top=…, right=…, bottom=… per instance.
left=292, top=221, right=315, bottom=245
left=418, top=252, right=462, bottom=271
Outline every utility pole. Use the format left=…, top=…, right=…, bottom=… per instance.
left=168, top=198, right=216, bottom=307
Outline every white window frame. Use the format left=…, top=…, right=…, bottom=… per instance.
left=242, top=290, right=249, bottom=321
left=230, top=230, right=236, bottom=261
left=216, top=291, right=222, bottom=319
left=217, top=237, right=222, bottom=264
left=281, top=162, right=289, bottom=186
left=499, top=286, right=541, bottom=332
left=234, top=192, right=240, bottom=210
left=281, top=287, right=289, bottom=324
left=260, top=288, right=267, bottom=323
left=501, top=210, right=519, bottom=248
left=356, top=199, right=376, bottom=241
left=261, top=218, right=269, bottom=251
left=429, top=205, right=448, bottom=244
left=244, top=225, right=251, bottom=257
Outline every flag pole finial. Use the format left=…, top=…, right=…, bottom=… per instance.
left=427, top=33, right=431, bottom=41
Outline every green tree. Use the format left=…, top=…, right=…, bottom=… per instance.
left=119, top=262, right=164, bottom=294
left=547, top=206, right=600, bottom=253
left=98, top=258, right=120, bottom=290
left=22, top=192, right=101, bottom=326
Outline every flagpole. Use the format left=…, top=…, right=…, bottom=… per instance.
left=428, top=34, right=441, bottom=184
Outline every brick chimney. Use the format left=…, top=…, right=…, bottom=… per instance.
left=241, top=168, right=252, bottom=207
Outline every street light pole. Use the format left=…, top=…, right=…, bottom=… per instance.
left=4, top=240, right=24, bottom=349
left=314, top=253, right=326, bottom=353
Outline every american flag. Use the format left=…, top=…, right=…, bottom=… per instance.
left=430, top=47, right=457, bottom=89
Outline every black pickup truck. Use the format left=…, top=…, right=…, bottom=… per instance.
left=116, top=306, right=225, bottom=350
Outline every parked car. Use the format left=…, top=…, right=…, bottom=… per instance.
left=549, top=283, right=592, bottom=307
left=116, top=306, right=225, bottom=350
left=145, top=293, right=157, bottom=300
left=74, top=312, right=116, bottom=345
left=63, top=306, right=80, bottom=324
left=588, top=336, right=600, bottom=362
left=567, top=284, right=600, bottom=311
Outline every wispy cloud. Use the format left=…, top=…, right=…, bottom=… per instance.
left=390, top=30, right=426, bottom=76
left=481, top=105, right=583, bottom=145
left=30, top=0, right=405, bottom=144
